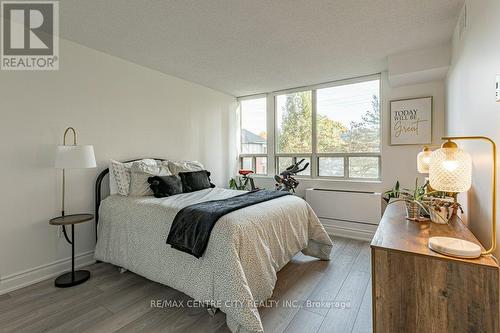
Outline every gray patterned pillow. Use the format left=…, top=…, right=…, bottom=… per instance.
left=109, top=159, right=133, bottom=196
left=129, top=160, right=171, bottom=196
left=166, top=160, right=204, bottom=175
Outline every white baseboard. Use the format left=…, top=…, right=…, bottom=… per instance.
left=320, top=218, right=377, bottom=242
left=0, top=251, right=96, bottom=295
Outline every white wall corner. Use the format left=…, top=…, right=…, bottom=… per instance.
left=0, top=251, right=96, bottom=295
left=388, top=43, right=451, bottom=87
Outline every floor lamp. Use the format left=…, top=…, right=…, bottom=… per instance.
left=52, top=127, right=96, bottom=287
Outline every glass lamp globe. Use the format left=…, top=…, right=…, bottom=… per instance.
left=417, top=146, right=432, bottom=173
left=429, top=140, right=472, bottom=193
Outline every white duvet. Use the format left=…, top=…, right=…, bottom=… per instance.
left=94, top=188, right=333, bottom=332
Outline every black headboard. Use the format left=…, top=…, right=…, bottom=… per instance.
left=94, top=158, right=167, bottom=241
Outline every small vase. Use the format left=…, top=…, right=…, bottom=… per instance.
left=405, top=201, right=421, bottom=221
left=430, top=206, right=452, bottom=224
left=429, top=197, right=455, bottom=224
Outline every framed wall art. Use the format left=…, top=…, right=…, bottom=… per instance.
left=390, top=96, right=432, bottom=145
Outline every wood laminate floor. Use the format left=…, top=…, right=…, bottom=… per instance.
left=0, top=237, right=371, bottom=333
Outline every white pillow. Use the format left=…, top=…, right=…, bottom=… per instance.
left=167, top=160, right=204, bottom=175
left=129, top=160, right=171, bottom=196
left=109, top=159, right=135, bottom=196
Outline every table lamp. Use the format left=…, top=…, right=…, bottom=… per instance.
left=417, top=146, right=432, bottom=173
left=428, top=136, right=496, bottom=259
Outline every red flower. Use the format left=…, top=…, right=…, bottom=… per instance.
left=238, top=169, right=254, bottom=176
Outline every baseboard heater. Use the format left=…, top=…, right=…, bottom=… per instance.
left=305, top=188, right=383, bottom=241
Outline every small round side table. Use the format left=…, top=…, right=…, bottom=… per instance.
left=49, top=214, right=93, bottom=288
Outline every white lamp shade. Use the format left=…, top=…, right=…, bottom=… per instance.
left=55, top=145, right=96, bottom=169
left=429, top=147, right=472, bottom=192
left=417, top=149, right=432, bottom=173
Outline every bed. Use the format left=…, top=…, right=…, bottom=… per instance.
left=94, top=159, right=333, bottom=333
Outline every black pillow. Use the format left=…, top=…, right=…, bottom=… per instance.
left=148, top=175, right=183, bottom=198
left=178, top=170, right=215, bottom=193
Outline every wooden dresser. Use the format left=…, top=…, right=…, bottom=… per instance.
left=371, top=202, right=499, bottom=332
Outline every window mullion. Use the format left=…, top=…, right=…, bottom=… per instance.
left=378, top=155, right=382, bottom=180
left=267, top=93, right=276, bottom=177
left=344, top=154, right=349, bottom=179
left=311, top=89, right=318, bottom=178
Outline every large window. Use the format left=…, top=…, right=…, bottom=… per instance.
left=276, top=91, right=312, bottom=154
left=316, top=80, right=380, bottom=154
left=240, top=97, right=267, bottom=174
left=315, top=79, right=380, bottom=179
left=239, top=75, right=381, bottom=180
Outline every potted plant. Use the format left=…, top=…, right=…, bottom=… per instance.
left=383, top=181, right=400, bottom=203
left=229, top=170, right=256, bottom=191
left=228, top=177, right=247, bottom=190
left=426, top=198, right=463, bottom=224
left=386, top=178, right=430, bottom=221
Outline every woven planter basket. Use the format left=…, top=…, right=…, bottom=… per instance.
left=405, top=201, right=421, bottom=220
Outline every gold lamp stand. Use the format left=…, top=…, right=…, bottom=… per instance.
left=61, top=127, right=77, bottom=217
left=428, top=136, right=496, bottom=258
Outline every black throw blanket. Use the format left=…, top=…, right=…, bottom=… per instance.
left=166, top=189, right=291, bottom=258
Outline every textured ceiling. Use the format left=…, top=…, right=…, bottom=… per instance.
left=59, top=0, right=464, bottom=96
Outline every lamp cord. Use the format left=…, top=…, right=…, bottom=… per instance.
left=62, top=225, right=73, bottom=245
left=455, top=214, right=498, bottom=262
left=485, top=253, right=499, bottom=265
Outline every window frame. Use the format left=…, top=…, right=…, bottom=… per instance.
left=238, top=154, right=268, bottom=175
left=238, top=74, right=382, bottom=181
left=239, top=94, right=268, bottom=175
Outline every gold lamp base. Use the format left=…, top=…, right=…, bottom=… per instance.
left=428, top=236, right=482, bottom=259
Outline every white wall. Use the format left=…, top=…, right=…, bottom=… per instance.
left=0, top=38, right=236, bottom=293
left=388, top=44, right=451, bottom=87
left=252, top=72, right=446, bottom=197
left=446, top=1, right=500, bottom=257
